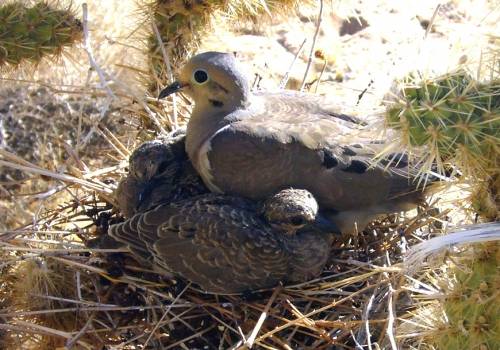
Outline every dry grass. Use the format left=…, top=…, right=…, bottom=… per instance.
left=0, top=0, right=498, bottom=349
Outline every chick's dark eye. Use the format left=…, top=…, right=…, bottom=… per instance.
left=193, top=70, right=208, bottom=84
left=290, top=216, right=305, bottom=226
left=157, top=161, right=169, bottom=175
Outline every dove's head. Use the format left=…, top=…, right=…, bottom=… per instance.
left=263, top=189, right=338, bottom=236
left=159, top=52, right=251, bottom=111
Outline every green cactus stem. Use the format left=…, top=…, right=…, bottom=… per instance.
left=0, top=1, right=82, bottom=69
left=430, top=242, right=500, bottom=350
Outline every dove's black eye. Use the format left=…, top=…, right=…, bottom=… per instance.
left=193, top=70, right=208, bottom=84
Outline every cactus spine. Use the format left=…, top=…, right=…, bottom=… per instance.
left=387, top=50, right=499, bottom=349
left=385, top=70, right=499, bottom=179
left=385, top=67, right=499, bottom=219
left=429, top=242, right=500, bottom=349
left=0, top=1, right=82, bottom=69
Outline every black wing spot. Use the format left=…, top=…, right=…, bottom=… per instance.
left=342, top=160, right=368, bottom=174
left=342, top=147, right=357, bottom=156
left=329, top=112, right=367, bottom=125
left=157, top=160, right=170, bottom=175
left=382, top=153, right=408, bottom=169
left=321, top=150, right=338, bottom=169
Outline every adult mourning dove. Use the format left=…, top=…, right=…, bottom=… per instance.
left=159, top=52, right=438, bottom=233
left=111, top=132, right=339, bottom=293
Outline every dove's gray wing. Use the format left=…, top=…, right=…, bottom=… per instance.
left=201, top=92, right=424, bottom=218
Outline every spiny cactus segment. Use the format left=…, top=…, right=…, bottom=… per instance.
left=144, top=0, right=304, bottom=91
left=430, top=242, right=500, bottom=350
left=386, top=70, right=499, bottom=178
left=0, top=1, right=82, bottom=69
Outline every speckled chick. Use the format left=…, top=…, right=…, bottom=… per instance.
left=110, top=188, right=338, bottom=293
left=114, top=128, right=206, bottom=218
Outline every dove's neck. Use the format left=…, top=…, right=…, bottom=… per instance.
left=185, top=102, right=238, bottom=179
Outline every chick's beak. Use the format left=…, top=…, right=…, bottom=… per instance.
left=311, top=215, right=341, bottom=235
left=158, top=81, right=186, bottom=99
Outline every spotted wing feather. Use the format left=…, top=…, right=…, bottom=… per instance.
left=110, top=194, right=289, bottom=293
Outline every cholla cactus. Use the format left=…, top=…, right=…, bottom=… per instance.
left=430, top=242, right=499, bottom=349
left=384, top=65, right=499, bottom=219
left=388, top=50, right=499, bottom=349
left=470, top=175, right=499, bottom=221
left=400, top=225, right=500, bottom=350
left=0, top=1, right=82, bottom=69
left=385, top=70, right=499, bottom=179
left=142, top=0, right=305, bottom=91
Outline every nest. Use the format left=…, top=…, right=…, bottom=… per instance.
left=0, top=142, right=453, bottom=349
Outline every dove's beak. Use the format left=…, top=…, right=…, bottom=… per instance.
left=158, top=81, right=187, bottom=99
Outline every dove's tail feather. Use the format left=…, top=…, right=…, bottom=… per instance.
left=404, top=222, right=500, bottom=272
